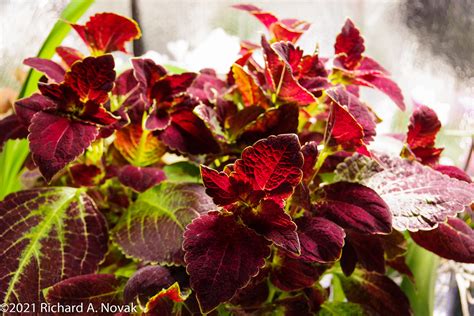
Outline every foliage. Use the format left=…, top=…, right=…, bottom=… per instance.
left=0, top=4, right=473, bottom=315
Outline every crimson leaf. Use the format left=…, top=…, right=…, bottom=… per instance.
left=183, top=211, right=270, bottom=313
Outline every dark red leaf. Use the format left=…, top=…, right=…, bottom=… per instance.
left=433, top=165, right=471, bottom=183
left=24, top=57, right=65, bottom=82
left=44, top=274, right=125, bottom=313
left=407, top=105, right=441, bottom=148
left=56, top=46, right=84, bottom=67
left=124, top=266, right=175, bottom=304
left=157, top=106, right=220, bottom=155
left=71, top=12, right=141, bottom=54
left=151, top=72, right=197, bottom=103
left=410, top=217, right=474, bottom=263
left=233, top=133, right=303, bottom=201
left=345, top=232, right=385, bottom=274
left=301, top=141, right=319, bottom=183
left=270, top=253, right=325, bottom=291
left=295, top=216, right=345, bottom=263
left=239, top=199, right=300, bottom=254
left=201, top=165, right=238, bottom=206
left=230, top=268, right=269, bottom=308
left=272, top=41, right=304, bottom=73
left=15, top=93, right=56, bottom=125
left=357, top=56, right=389, bottom=75
left=337, top=271, right=412, bottom=316
left=69, top=164, right=102, bottom=187
left=183, top=212, right=270, bottom=313
left=113, top=68, right=139, bottom=96
left=387, top=256, right=414, bottom=282
left=238, top=103, right=299, bottom=144
left=326, top=87, right=376, bottom=142
left=314, top=182, right=392, bottom=234
left=334, top=19, right=365, bottom=70
left=0, top=114, right=29, bottom=151
left=29, top=112, right=98, bottom=181
left=64, top=55, right=116, bottom=103
left=118, top=165, right=166, bottom=192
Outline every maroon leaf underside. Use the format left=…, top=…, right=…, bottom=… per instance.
left=24, top=57, right=65, bottom=82
left=124, top=266, right=175, bottom=304
left=410, top=218, right=474, bottom=263
left=183, top=212, right=270, bottom=313
left=295, top=216, right=346, bottom=263
left=314, top=182, right=392, bottom=234
left=0, top=114, right=29, bottom=150
left=334, top=19, right=365, bottom=70
left=28, top=112, right=99, bottom=181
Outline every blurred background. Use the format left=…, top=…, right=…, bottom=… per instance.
left=0, top=1, right=473, bottom=313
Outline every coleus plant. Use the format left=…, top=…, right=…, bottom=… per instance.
left=0, top=4, right=473, bottom=316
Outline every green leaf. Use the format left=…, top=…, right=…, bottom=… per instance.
left=318, top=302, right=365, bottom=316
left=400, top=241, right=439, bottom=316
left=163, top=161, right=202, bottom=183
left=0, top=139, right=29, bottom=200
left=112, top=182, right=216, bottom=265
left=0, top=187, right=108, bottom=305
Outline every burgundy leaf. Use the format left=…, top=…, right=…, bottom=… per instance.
left=29, top=112, right=99, bottom=181
left=301, top=141, right=319, bottom=183
left=433, top=165, right=471, bottom=183
left=201, top=165, right=238, bottom=206
left=24, top=57, right=65, bottom=82
left=44, top=274, right=125, bottom=313
left=314, top=182, right=392, bottom=234
left=118, top=165, right=166, bottom=192
left=239, top=199, right=300, bottom=255
left=15, top=93, right=56, bottom=125
left=0, top=114, right=29, bottom=150
left=151, top=72, right=197, bottom=103
left=232, top=4, right=278, bottom=29
left=0, top=188, right=108, bottom=305
left=295, top=216, right=345, bottom=263
left=337, top=271, right=412, bottom=316
left=183, top=212, right=270, bottom=313
left=69, top=164, right=102, bottom=187
left=238, top=103, right=300, bottom=144
left=64, top=55, right=116, bottom=104
left=230, top=268, right=269, bottom=308
left=334, top=19, right=365, bottom=70
left=410, top=217, right=474, bottom=263
left=157, top=106, right=220, bottom=155
left=345, top=231, right=385, bottom=274
left=270, top=253, right=325, bottom=291
left=124, top=266, right=175, bottom=304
